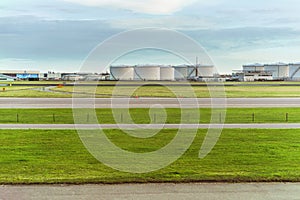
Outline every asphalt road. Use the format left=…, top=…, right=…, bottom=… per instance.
left=0, top=123, right=300, bottom=129
left=0, top=98, right=300, bottom=108
left=1, top=183, right=299, bottom=200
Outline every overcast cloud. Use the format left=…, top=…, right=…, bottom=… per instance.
left=0, top=0, right=300, bottom=73
left=62, top=0, right=200, bottom=15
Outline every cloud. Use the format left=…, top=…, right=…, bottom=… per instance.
left=185, top=27, right=300, bottom=53
left=110, top=16, right=215, bottom=30
left=0, top=15, right=120, bottom=59
left=62, top=0, right=198, bottom=15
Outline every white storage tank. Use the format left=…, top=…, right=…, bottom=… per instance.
left=160, top=66, right=175, bottom=81
left=197, top=65, right=214, bottom=77
left=134, top=65, right=160, bottom=80
left=110, top=66, right=134, bottom=80
left=264, top=63, right=289, bottom=79
left=174, top=65, right=188, bottom=80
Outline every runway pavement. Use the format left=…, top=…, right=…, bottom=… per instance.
left=1, top=183, right=299, bottom=200
left=0, top=98, right=300, bottom=108
left=1, top=123, right=300, bottom=129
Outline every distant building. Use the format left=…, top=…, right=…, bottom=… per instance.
left=62, top=74, right=83, bottom=81
left=81, top=74, right=109, bottom=81
left=264, top=62, right=289, bottom=80
left=242, top=63, right=264, bottom=72
left=0, top=70, right=40, bottom=81
left=0, top=74, right=15, bottom=82
left=288, top=63, right=300, bottom=81
left=40, top=72, right=62, bottom=81
left=234, top=62, right=300, bottom=81
left=233, top=63, right=273, bottom=81
left=233, top=71, right=273, bottom=82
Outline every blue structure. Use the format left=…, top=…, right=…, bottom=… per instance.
left=16, top=74, right=39, bottom=79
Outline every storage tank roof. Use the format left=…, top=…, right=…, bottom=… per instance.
left=135, top=64, right=161, bottom=68
left=174, top=64, right=189, bottom=67
left=290, top=62, right=300, bottom=65
left=160, top=65, right=173, bottom=68
left=243, top=63, right=264, bottom=67
left=265, top=62, right=288, bottom=66
left=111, top=65, right=133, bottom=68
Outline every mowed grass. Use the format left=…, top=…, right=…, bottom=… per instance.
left=51, top=85, right=300, bottom=98
left=0, top=91, right=71, bottom=98
left=4, top=80, right=300, bottom=85
left=0, top=86, right=70, bottom=98
left=0, top=83, right=299, bottom=97
left=0, top=108, right=300, bottom=124
left=0, top=129, right=299, bottom=184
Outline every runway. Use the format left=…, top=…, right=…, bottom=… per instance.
left=1, top=183, right=299, bottom=200
left=0, top=123, right=300, bottom=129
left=0, top=98, right=300, bottom=108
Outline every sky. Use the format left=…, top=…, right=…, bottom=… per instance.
left=1, top=0, right=300, bottom=73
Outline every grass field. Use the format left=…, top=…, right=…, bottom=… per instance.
left=51, top=85, right=300, bottom=98
left=0, top=85, right=70, bottom=98
left=4, top=80, right=300, bottom=85
left=0, top=129, right=299, bottom=184
left=0, top=108, right=299, bottom=124
left=0, top=82, right=299, bottom=97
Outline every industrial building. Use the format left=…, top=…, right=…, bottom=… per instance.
left=110, top=64, right=216, bottom=81
left=264, top=63, right=289, bottom=80
left=234, top=62, right=300, bottom=81
left=40, top=72, right=62, bottom=81
left=289, top=63, right=300, bottom=80
left=0, top=74, right=15, bottom=82
left=0, top=70, right=110, bottom=81
left=0, top=70, right=40, bottom=81
left=233, top=71, right=273, bottom=82
left=242, top=63, right=265, bottom=72
left=61, top=72, right=110, bottom=81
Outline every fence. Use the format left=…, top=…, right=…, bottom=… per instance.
left=0, top=112, right=297, bottom=124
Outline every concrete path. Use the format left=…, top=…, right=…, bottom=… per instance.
left=1, top=183, right=299, bottom=200
left=0, top=123, right=300, bottom=129
left=0, top=98, right=300, bottom=108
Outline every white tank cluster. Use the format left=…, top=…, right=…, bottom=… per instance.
left=110, top=65, right=215, bottom=81
left=242, top=62, right=300, bottom=80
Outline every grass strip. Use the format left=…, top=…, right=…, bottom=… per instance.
left=0, top=83, right=299, bottom=97
left=0, top=108, right=299, bottom=124
left=52, top=85, right=300, bottom=98
left=0, top=129, right=299, bottom=184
